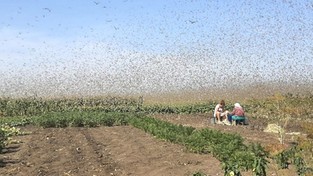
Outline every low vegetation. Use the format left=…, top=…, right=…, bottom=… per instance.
left=0, top=93, right=313, bottom=175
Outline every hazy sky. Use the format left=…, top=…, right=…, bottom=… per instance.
left=0, top=0, right=313, bottom=97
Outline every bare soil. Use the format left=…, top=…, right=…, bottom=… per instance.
left=0, top=114, right=303, bottom=176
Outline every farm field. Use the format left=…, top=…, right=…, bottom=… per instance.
left=0, top=115, right=302, bottom=176
left=0, top=97, right=311, bottom=176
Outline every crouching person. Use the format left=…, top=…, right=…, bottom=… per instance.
left=214, top=100, right=231, bottom=125
left=229, top=103, right=246, bottom=126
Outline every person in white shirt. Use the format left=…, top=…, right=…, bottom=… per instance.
left=214, top=100, right=230, bottom=125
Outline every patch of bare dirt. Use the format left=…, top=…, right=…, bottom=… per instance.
left=0, top=125, right=222, bottom=176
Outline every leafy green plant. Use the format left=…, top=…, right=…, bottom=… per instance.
left=294, top=155, right=306, bottom=176
left=0, top=128, right=6, bottom=152
left=250, top=143, right=269, bottom=176
left=192, top=171, right=207, bottom=176
left=274, top=150, right=290, bottom=169
left=288, top=144, right=312, bottom=176
left=0, top=124, right=29, bottom=152
left=222, top=151, right=255, bottom=176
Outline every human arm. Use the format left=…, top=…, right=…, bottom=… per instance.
left=214, top=104, right=219, bottom=117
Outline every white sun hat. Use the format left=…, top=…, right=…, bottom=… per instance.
left=234, top=103, right=241, bottom=107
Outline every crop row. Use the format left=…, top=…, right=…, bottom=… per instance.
left=0, top=111, right=136, bottom=128
left=0, top=97, right=234, bottom=117
left=0, top=96, right=142, bottom=117
left=1, top=93, right=313, bottom=120
left=129, top=116, right=268, bottom=176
